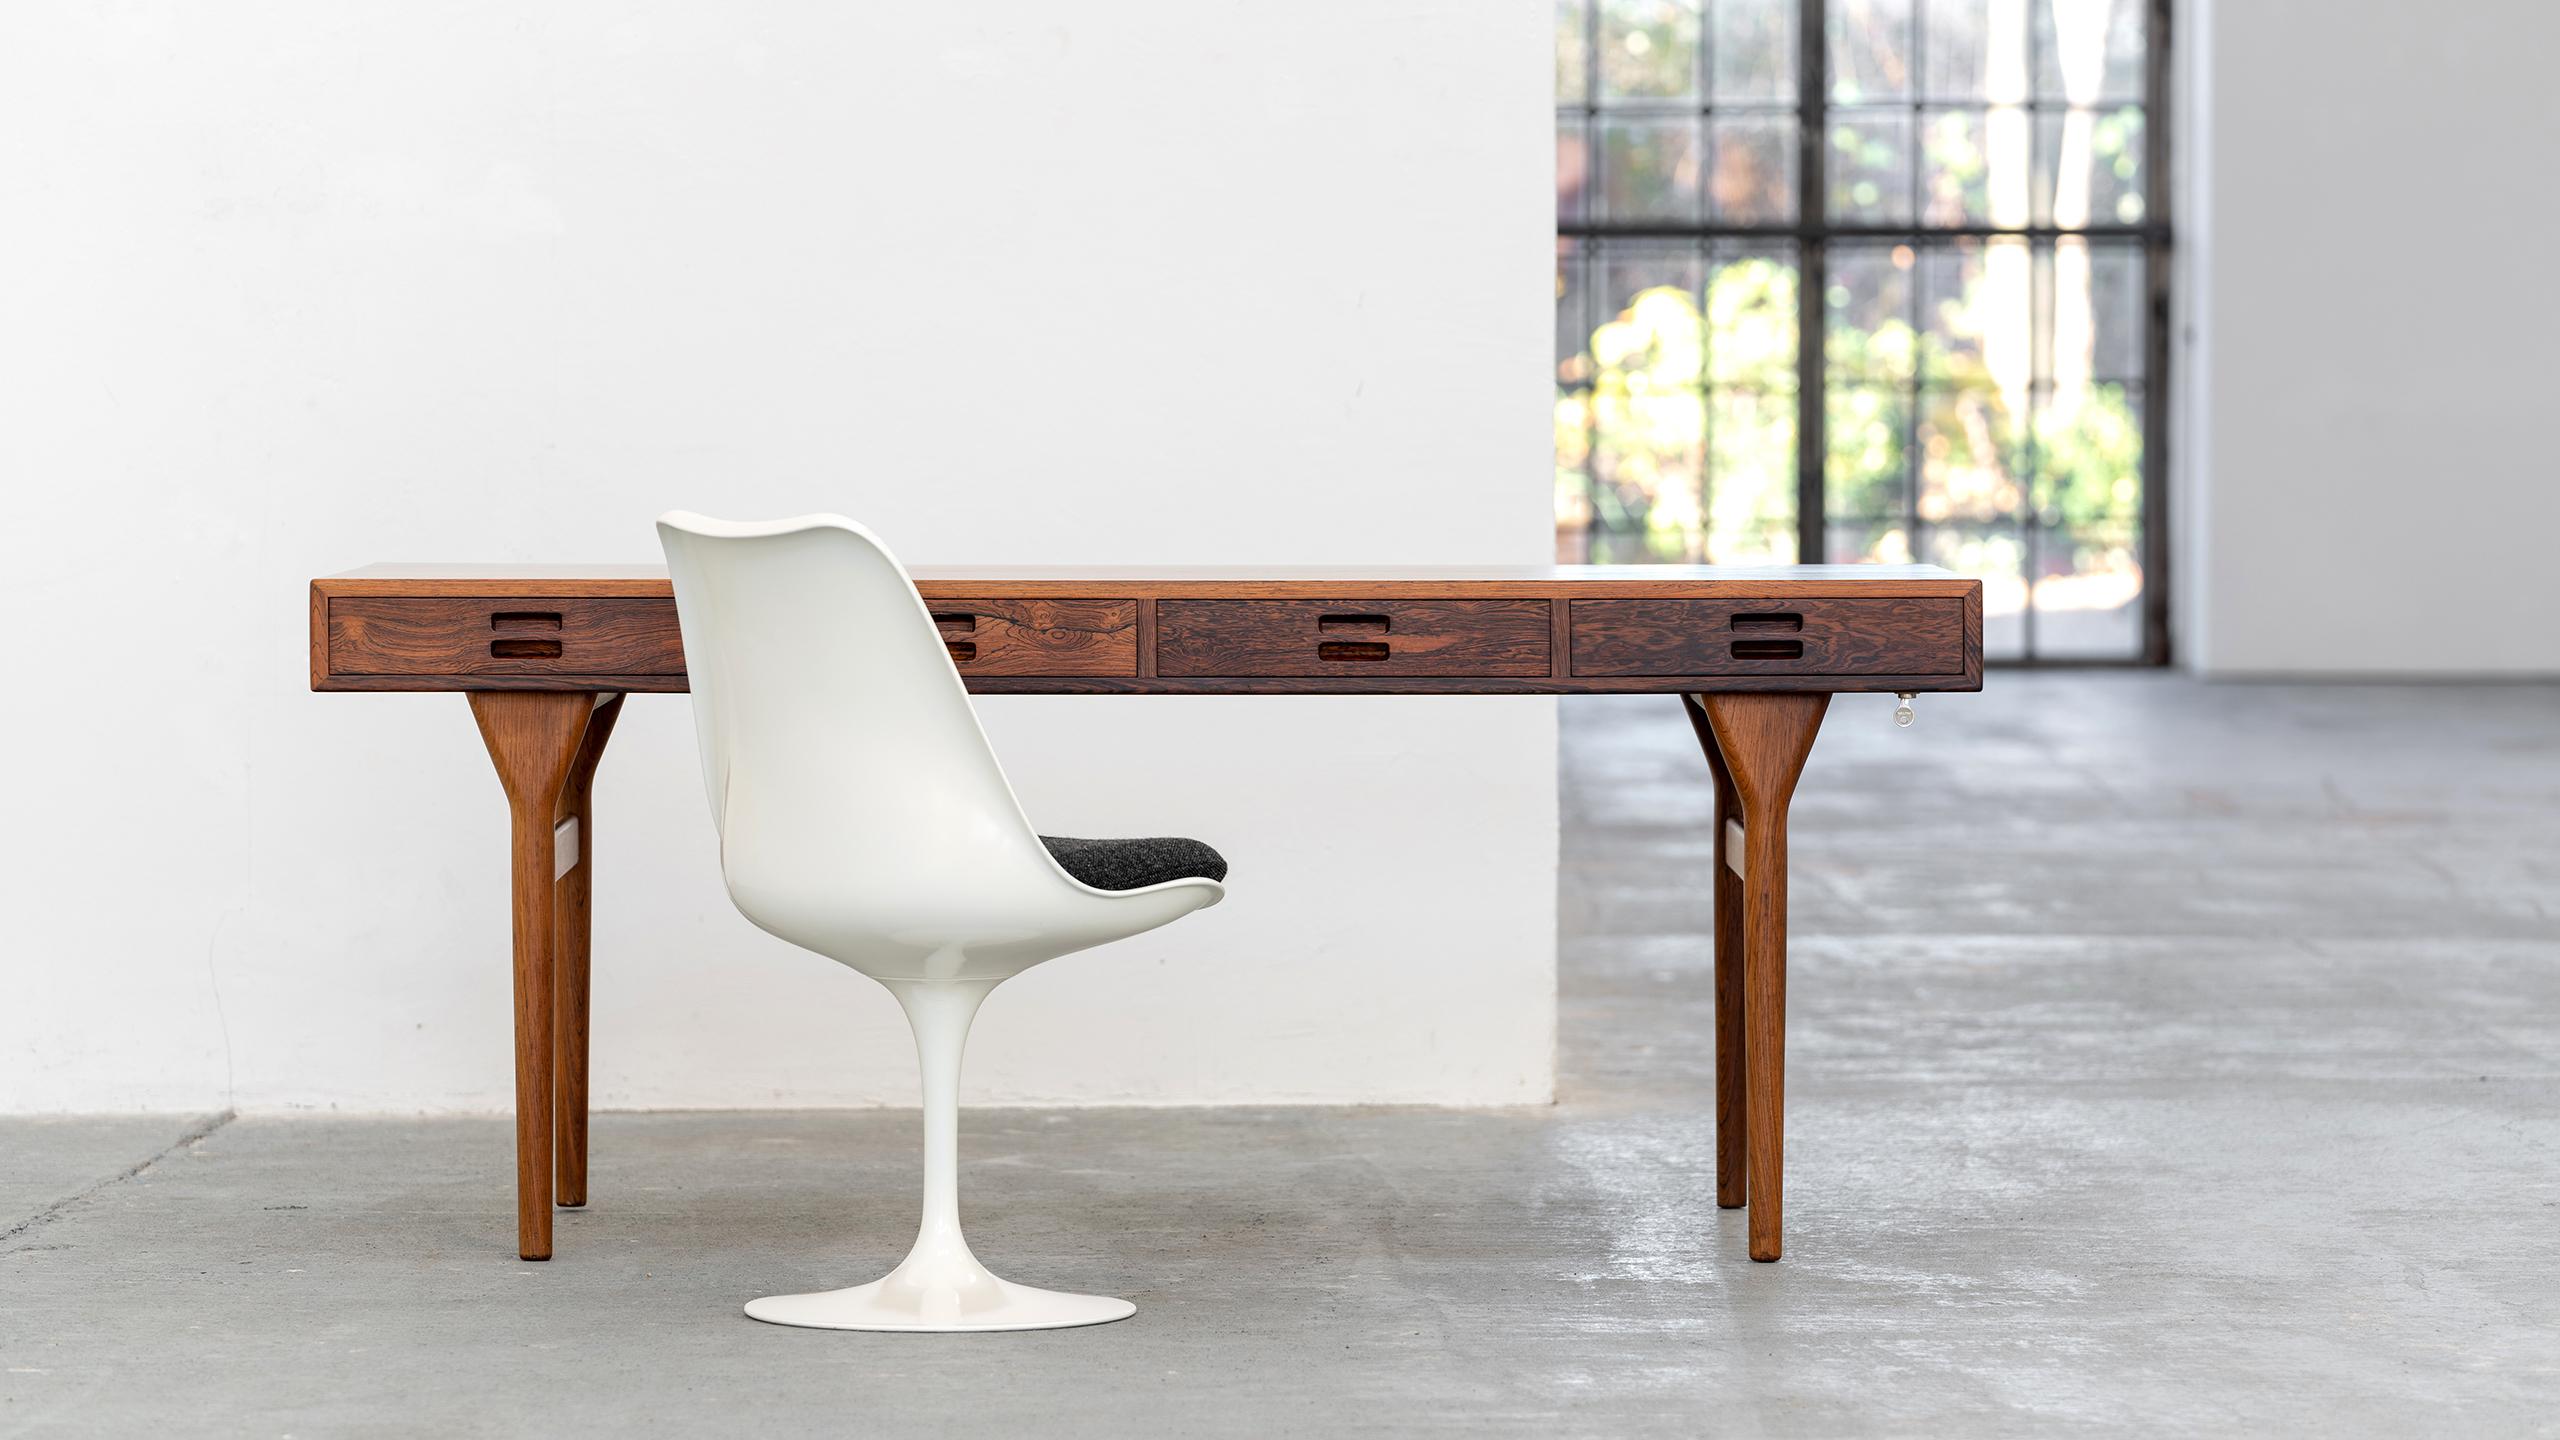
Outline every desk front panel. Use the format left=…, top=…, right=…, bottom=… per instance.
left=312, top=572, right=1982, bottom=695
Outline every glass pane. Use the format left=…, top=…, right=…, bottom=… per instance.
left=2033, top=382, right=2143, bottom=525
left=1558, top=0, right=1591, bottom=104
left=1593, top=392, right=1707, bottom=560
left=1710, top=114, right=1797, bottom=223
left=1828, top=109, right=1913, bottom=223
left=1923, top=523, right=2026, bottom=659
left=1827, top=242, right=1916, bottom=381
left=1588, top=244, right=1708, bottom=562
left=1600, top=116, right=1703, bottom=222
left=1546, top=422, right=1587, bottom=558
left=1556, top=386, right=1594, bottom=562
left=1708, top=391, right=1797, bottom=564
left=1826, top=519, right=1909, bottom=564
left=1707, top=243, right=1799, bottom=388
left=2035, top=106, right=2145, bottom=226
left=1917, top=237, right=2030, bottom=388
left=1922, top=0, right=2032, bottom=102
left=1829, top=0, right=1914, bottom=102
left=1558, top=114, right=1590, bottom=224
left=1714, top=0, right=1797, bottom=102
left=1599, top=244, right=1706, bottom=332
left=2040, top=240, right=2142, bottom=386
left=2032, top=520, right=2144, bottom=659
left=2033, top=0, right=2145, bottom=104
left=1555, top=228, right=1596, bottom=566
left=1825, top=383, right=1910, bottom=524
left=1708, top=242, right=1801, bottom=565
left=1556, top=114, right=1576, bottom=222
left=1557, top=239, right=1590, bottom=382
left=1920, top=106, right=2032, bottom=227
left=1915, top=385, right=2026, bottom=523
left=1600, top=0, right=1702, bottom=100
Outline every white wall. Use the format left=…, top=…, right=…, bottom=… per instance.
left=0, top=2, right=1559, bottom=1111
left=2184, top=0, right=2560, bottom=674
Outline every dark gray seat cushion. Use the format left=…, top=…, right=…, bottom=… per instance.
left=1040, top=835, right=1228, bottom=891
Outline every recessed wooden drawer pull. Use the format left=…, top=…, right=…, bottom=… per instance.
left=488, top=612, right=566, bottom=658
left=1318, top=614, right=1390, bottom=661
left=1729, top=639, right=1804, bottom=660
left=490, top=637, right=564, bottom=659
left=1730, top=612, right=1803, bottom=632
left=932, top=613, right=980, bottom=663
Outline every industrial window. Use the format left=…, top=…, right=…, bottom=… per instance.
left=1556, top=0, right=2167, bottom=661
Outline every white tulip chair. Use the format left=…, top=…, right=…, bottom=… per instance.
left=656, top=512, right=1227, bottom=1332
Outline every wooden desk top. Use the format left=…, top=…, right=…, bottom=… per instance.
left=319, top=562, right=1974, bottom=598
left=312, top=563, right=1982, bottom=696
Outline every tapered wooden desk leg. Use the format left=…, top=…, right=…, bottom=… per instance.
left=469, top=691, right=600, bottom=1261
left=1696, top=693, right=1829, bottom=1262
left=553, top=694, right=623, bottom=1210
left=1684, top=696, right=1749, bottom=1210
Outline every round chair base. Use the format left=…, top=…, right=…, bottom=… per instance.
left=744, top=1276, right=1135, bottom=1333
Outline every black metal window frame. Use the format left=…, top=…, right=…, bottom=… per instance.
left=1559, top=0, right=2173, bottom=665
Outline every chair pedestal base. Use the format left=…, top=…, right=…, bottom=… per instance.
left=746, top=1263, right=1134, bottom=1333
left=743, top=979, right=1141, bottom=1332
left=744, top=980, right=1135, bottom=1333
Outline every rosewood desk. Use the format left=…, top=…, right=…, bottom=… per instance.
left=310, top=563, right=1982, bottom=1263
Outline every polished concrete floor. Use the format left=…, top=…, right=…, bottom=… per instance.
left=6, top=675, right=2558, bottom=1436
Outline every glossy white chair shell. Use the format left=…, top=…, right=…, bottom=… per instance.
left=657, top=512, right=1223, bottom=1332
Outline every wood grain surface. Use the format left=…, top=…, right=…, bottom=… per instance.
left=549, top=693, right=621, bottom=1212
left=1569, top=597, right=1967, bottom=678
left=465, top=691, right=599, bottom=1261
left=331, top=599, right=686, bottom=679
left=1694, top=691, right=1829, bottom=1263
left=1684, top=694, right=1751, bottom=1213
left=1155, top=599, right=1553, bottom=677
left=927, top=599, right=1136, bottom=676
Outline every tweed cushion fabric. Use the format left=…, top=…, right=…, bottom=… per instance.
left=1040, top=835, right=1228, bottom=891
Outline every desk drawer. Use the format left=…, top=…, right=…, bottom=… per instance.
left=329, top=596, right=1140, bottom=681
left=927, top=599, right=1137, bottom=676
left=1155, top=599, right=1551, bottom=677
left=329, top=598, right=686, bottom=678
left=1569, top=597, right=1967, bottom=677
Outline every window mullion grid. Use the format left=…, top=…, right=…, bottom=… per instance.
left=1555, top=0, right=2169, bottom=662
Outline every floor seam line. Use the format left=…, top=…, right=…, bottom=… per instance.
left=0, top=1109, right=237, bottom=1251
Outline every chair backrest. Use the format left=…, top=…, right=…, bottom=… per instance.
left=655, top=513, right=1067, bottom=942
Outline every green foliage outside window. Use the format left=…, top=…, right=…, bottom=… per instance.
left=1558, top=256, right=2140, bottom=582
